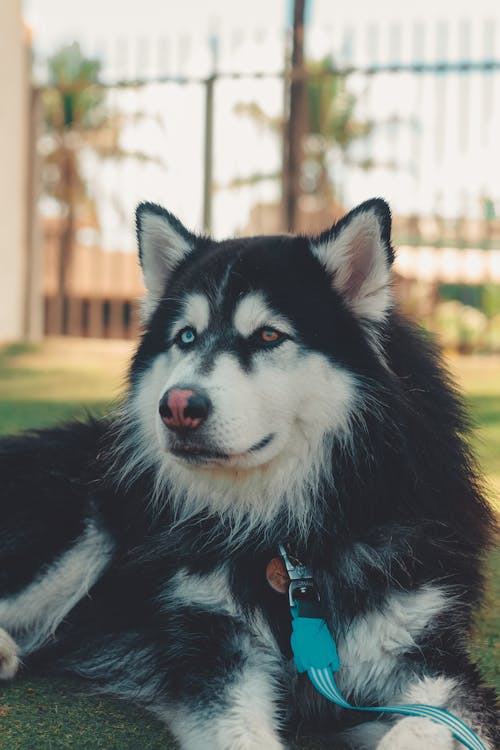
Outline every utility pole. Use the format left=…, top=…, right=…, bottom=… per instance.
left=283, top=0, right=306, bottom=233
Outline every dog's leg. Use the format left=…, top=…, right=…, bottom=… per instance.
left=49, top=610, right=286, bottom=750
left=334, top=672, right=498, bottom=749
left=0, top=627, right=19, bottom=680
left=373, top=675, right=497, bottom=750
left=375, top=716, right=455, bottom=750
left=157, top=633, right=288, bottom=750
left=165, top=658, right=286, bottom=750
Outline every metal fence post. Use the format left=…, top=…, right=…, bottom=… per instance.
left=202, top=74, right=215, bottom=235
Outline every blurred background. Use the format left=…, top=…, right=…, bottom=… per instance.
left=0, top=2, right=499, bottom=746
left=1, top=0, right=500, bottom=346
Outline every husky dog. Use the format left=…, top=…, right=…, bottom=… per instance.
left=0, top=199, right=498, bottom=749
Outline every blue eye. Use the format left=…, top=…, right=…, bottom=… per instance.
left=176, top=327, right=197, bottom=348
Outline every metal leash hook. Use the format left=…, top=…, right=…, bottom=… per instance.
left=278, top=544, right=319, bottom=611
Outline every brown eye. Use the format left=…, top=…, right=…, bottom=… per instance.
left=253, top=327, right=288, bottom=349
left=260, top=328, right=281, bottom=343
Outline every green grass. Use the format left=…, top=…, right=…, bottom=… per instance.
left=0, top=340, right=498, bottom=749
left=0, top=677, right=168, bottom=750
left=451, top=354, right=500, bottom=507
left=0, top=338, right=128, bottom=434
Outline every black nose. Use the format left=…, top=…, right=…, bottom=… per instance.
left=159, top=388, right=211, bottom=431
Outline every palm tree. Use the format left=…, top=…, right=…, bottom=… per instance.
left=41, top=43, right=105, bottom=331
left=41, top=42, right=157, bottom=332
left=234, top=57, right=375, bottom=221
left=301, top=58, right=373, bottom=201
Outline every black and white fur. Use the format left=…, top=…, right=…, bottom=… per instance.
left=0, top=199, right=498, bottom=749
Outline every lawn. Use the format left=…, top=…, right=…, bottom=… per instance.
left=0, top=339, right=498, bottom=750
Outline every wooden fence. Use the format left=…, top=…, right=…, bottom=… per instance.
left=43, top=221, right=144, bottom=339
left=42, top=215, right=500, bottom=340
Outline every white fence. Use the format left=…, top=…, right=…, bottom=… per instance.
left=396, top=246, right=500, bottom=284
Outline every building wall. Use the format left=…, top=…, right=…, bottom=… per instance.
left=0, top=0, right=27, bottom=341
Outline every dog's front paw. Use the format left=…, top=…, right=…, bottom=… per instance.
left=0, top=627, right=19, bottom=680
left=376, top=717, right=455, bottom=750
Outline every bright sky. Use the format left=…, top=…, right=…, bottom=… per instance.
left=23, top=0, right=500, bottom=243
left=25, top=0, right=500, bottom=51
left=24, top=0, right=286, bottom=57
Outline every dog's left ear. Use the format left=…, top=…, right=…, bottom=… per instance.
left=136, top=203, right=196, bottom=315
left=311, top=198, right=394, bottom=323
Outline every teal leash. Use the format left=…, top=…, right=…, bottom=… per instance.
left=278, top=545, right=488, bottom=750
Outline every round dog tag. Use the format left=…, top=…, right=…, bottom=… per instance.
left=266, top=557, right=290, bottom=594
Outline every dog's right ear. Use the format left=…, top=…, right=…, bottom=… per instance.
left=136, top=203, right=195, bottom=315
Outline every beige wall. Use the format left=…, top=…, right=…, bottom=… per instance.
left=0, top=0, right=27, bottom=341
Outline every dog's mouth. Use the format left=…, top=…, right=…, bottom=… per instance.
left=169, top=433, right=274, bottom=466
left=169, top=445, right=229, bottom=463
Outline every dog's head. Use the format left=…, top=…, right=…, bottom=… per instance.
left=121, top=200, right=394, bottom=528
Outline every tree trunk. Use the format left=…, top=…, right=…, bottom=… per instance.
left=54, top=147, right=75, bottom=334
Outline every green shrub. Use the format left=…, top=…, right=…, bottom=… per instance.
left=432, top=301, right=488, bottom=352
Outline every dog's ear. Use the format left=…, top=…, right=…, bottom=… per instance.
left=136, top=202, right=195, bottom=315
left=311, top=198, right=394, bottom=323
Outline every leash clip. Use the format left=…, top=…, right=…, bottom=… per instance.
left=278, top=544, right=320, bottom=611
left=278, top=544, right=313, bottom=581
left=288, top=579, right=320, bottom=610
